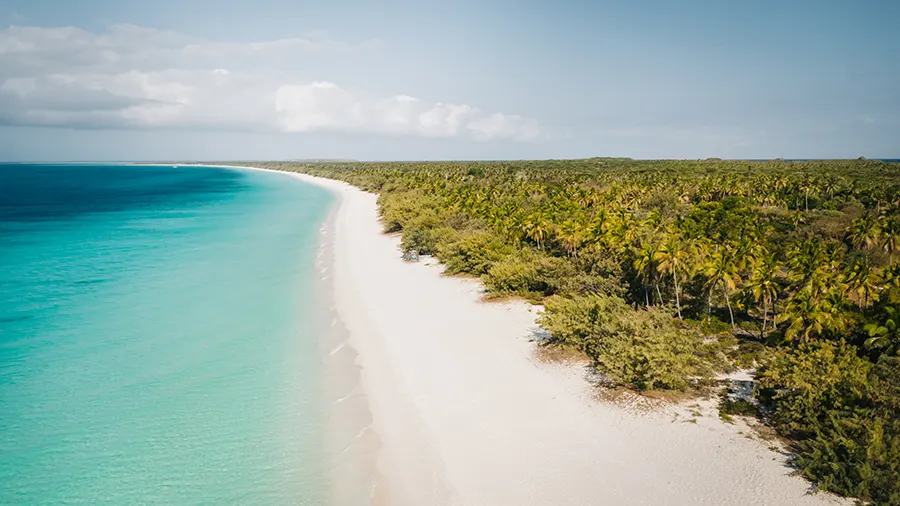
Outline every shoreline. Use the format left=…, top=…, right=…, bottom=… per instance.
left=216, top=165, right=387, bottom=504
left=212, top=165, right=848, bottom=506
left=311, top=189, right=384, bottom=506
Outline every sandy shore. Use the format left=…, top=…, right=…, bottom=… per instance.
left=240, top=166, right=849, bottom=506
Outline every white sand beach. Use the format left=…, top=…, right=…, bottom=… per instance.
left=280, top=170, right=848, bottom=506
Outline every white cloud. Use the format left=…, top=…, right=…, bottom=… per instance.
left=0, top=24, right=543, bottom=141
left=468, top=113, right=543, bottom=142
left=275, top=83, right=542, bottom=141
left=276, top=81, right=366, bottom=132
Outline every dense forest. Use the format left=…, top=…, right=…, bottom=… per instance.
left=260, top=158, right=900, bottom=504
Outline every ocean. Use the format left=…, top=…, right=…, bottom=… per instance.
left=0, top=164, right=334, bottom=504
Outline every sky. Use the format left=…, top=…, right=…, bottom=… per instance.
left=0, top=0, right=897, bottom=161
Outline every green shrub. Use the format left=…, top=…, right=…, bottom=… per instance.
left=379, top=190, right=440, bottom=232
left=720, top=398, right=758, bottom=417
left=554, top=272, right=625, bottom=298
left=436, top=230, right=513, bottom=275
left=593, top=308, right=707, bottom=391
left=482, top=251, right=569, bottom=296
left=537, top=293, right=631, bottom=349
left=756, top=340, right=871, bottom=437
left=757, top=345, right=900, bottom=503
left=483, top=251, right=545, bottom=294
left=401, top=227, right=436, bottom=256
left=856, top=356, right=900, bottom=505
left=789, top=403, right=900, bottom=504
left=483, top=248, right=624, bottom=300
left=539, top=294, right=708, bottom=390
left=561, top=251, right=626, bottom=297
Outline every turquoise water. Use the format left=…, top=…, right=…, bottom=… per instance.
left=0, top=164, right=334, bottom=504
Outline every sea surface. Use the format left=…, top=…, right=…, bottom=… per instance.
left=0, top=164, right=333, bottom=504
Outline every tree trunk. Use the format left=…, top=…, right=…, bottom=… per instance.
left=655, top=281, right=663, bottom=306
left=772, top=294, right=778, bottom=331
left=760, top=298, right=768, bottom=340
left=645, top=284, right=650, bottom=307
left=707, top=288, right=712, bottom=321
left=723, top=281, right=735, bottom=329
left=673, top=269, right=682, bottom=321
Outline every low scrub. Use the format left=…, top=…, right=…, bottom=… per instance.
left=539, top=294, right=709, bottom=391
left=757, top=344, right=900, bottom=503
left=436, top=230, right=513, bottom=275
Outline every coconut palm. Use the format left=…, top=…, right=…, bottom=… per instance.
left=847, top=214, right=880, bottom=251
left=781, top=290, right=832, bottom=341
left=633, top=242, right=659, bottom=307
left=557, top=220, right=585, bottom=257
left=525, top=214, right=550, bottom=250
left=864, top=305, right=899, bottom=356
left=747, top=251, right=780, bottom=337
left=788, top=239, right=828, bottom=298
left=846, top=259, right=878, bottom=309
left=881, top=216, right=899, bottom=265
left=655, top=236, right=687, bottom=320
left=702, top=246, right=741, bottom=328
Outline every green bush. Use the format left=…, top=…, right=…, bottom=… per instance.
left=564, top=250, right=626, bottom=297
left=401, top=227, right=436, bottom=256
left=539, top=294, right=708, bottom=390
left=593, top=308, right=707, bottom=391
left=863, top=356, right=900, bottom=505
left=436, top=230, right=513, bottom=275
left=482, top=251, right=570, bottom=296
left=757, top=346, right=900, bottom=503
left=537, top=293, right=631, bottom=349
left=379, top=190, right=440, bottom=232
left=756, top=340, right=871, bottom=437
left=483, top=248, right=624, bottom=300
left=720, top=398, right=758, bottom=417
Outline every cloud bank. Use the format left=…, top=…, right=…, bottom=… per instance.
left=275, top=83, right=541, bottom=140
left=0, top=25, right=543, bottom=141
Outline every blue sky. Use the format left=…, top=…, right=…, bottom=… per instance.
left=0, top=0, right=897, bottom=160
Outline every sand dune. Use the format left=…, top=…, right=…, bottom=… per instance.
left=286, top=171, right=848, bottom=506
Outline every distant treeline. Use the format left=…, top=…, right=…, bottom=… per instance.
left=260, top=158, right=900, bottom=505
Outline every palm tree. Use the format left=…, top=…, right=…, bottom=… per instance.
left=781, top=290, right=830, bottom=341
left=733, top=235, right=760, bottom=274
left=655, top=236, right=686, bottom=320
left=847, top=214, right=881, bottom=251
left=557, top=220, right=584, bottom=257
left=585, top=210, right=609, bottom=248
left=702, top=247, right=741, bottom=329
left=883, top=265, right=900, bottom=292
left=525, top=214, right=550, bottom=250
left=791, top=211, right=806, bottom=229
left=846, top=259, right=878, bottom=309
left=864, top=305, right=899, bottom=356
left=788, top=239, right=827, bottom=298
left=633, top=243, right=658, bottom=307
left=747, top=252, right=780, bottom=338
left=799, top=179, right=813, bottom=211
left=881, top=216, right=899, bottom=265
left=641, top=209, right=663, bottom=231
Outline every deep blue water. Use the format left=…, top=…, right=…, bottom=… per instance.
left=0, top=164, right=333, bottom=504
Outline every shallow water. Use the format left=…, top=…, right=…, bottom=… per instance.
left=0, top=164, right=333, bottom=504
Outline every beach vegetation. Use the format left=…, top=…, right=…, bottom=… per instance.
left=260, top=157, right=900, bottom=503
